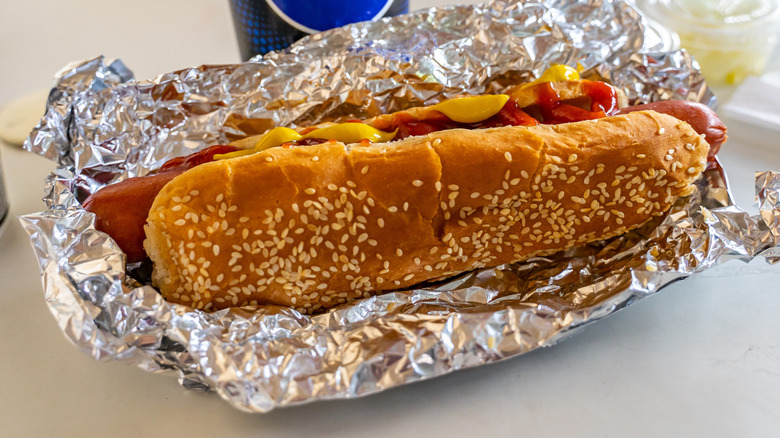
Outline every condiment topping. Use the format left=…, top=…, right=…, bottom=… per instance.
left=526, top=80, right=618, bottom=124
left=303, top=123, right=397, bottom=144
left=428, top=94, right=509, bottom=123
left=520, top=64, right=580, bottom=89
left=215, top=65, right=619, bottom=160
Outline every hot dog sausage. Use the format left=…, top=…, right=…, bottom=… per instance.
left=84, top=170, right=184, bottom=262
left=83, top=145, right=239, bottom=262
left=617, top=101, right=726, bottom=157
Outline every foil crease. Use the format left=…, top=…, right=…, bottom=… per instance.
left=18, top=0, right=778, bottom=412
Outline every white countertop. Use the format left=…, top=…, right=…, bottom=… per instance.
left=1, top=1, right=779, bottom=437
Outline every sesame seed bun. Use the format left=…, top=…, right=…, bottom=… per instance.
left=144, top=110, right=709, bottom=312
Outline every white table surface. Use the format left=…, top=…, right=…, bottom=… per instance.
left=1, top=1, right=779, bottom=437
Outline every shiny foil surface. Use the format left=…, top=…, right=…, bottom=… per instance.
left=19, top=0, right=780, bottom=412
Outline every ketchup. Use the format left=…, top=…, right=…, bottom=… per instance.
left=475, top=99, right=540, bottom=129
left=394, top=112, right=456, bottom=140
left=531, top=81, right=617, bottom=124
left=158, top=144, right=240, bottom=172
left=583, top=80, right=620, bottom=115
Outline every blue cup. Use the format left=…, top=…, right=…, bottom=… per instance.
left=230, top=0, right=409, bottom=60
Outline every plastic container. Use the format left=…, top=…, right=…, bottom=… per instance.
left=636, top=0, right=780, bottom=85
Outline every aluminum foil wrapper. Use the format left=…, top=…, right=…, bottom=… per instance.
left=19, top=0, right=780, bottom=412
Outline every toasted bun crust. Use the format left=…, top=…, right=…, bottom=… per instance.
left=144, top=110, right=708, bottom=312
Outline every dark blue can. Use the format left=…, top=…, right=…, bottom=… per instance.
left=230, top=0, right=409, bottom=60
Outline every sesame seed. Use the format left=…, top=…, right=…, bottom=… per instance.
left=687, top=167, right=697, bottom=174
left=304, top=188, right=316, bottom=195
left=636, top=154, right=646, bottom=159
left=312, top=156, right=319, bottom=161
left=658, top=127, right=666, bottom=134
left=504, top=151, right=512, bottom=162
left=412, top=179, right=423, bottom=187
left=685, top=143, right=695, bottom=151
left=361, top=165, right=369, bottom=174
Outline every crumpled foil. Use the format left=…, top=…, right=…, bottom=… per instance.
left=18, top=0, right=780, bottom=412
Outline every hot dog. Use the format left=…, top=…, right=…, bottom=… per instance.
left=86, top=66, right=623, bottom=264
left=83, top=66, right=722, bottom=312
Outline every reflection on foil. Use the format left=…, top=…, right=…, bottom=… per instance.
left=18, top=0, right=780, bottom=412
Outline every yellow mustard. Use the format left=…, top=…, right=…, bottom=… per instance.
left=215, top=127, right=303, bottom=160
left=303, top=123, right=397, bottom=144
left=520, top=64, right=580, bottom=90
left=428, top=94, right=509, bottom=124
left=215, top=123, right=397, bottom=160
left=256, top=126, right=302, bottom=149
